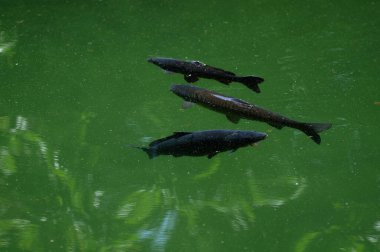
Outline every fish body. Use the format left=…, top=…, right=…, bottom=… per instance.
left=170, top=84, right=332, bottom=144
left=136, top=130, right=267, bottom=159
left=148, top=57, right=264, bottom=93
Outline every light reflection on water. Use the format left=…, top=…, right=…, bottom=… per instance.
left=138, top=210, right=177, bottom=252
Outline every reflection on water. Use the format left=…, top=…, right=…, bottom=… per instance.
left=0, top=33, right=15, bottom=55
left=0, top=69, right=376, bottom=251
left=0, top=115, right=91, bottom=250
left=1, top=0, right=379, bottom=250
left=0, top=41, right=15, bottom=54
left=0, top=29, right=16, bottom=66
left=295, top=218, right=380, bottom=251
left=138, top=210, right=177, bottom=252
left=249, top=173, right=307, bottom=208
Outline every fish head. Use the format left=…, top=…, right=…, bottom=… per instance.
left=225, top=131, right=267, bottom=145
left=147, top=57, right=178, bottom=68
left=170, top=84, right=199, bottom=102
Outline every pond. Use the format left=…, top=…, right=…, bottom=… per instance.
left=1, top=1, right=379, bottom=251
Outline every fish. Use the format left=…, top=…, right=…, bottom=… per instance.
left=147, top=57, right=264, bottom=93
left=131, top=130, right=267, bottom=159
left=170, top=84, right=332, bottom=144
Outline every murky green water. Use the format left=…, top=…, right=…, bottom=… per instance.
left=1, top=1, right=379, bottom=251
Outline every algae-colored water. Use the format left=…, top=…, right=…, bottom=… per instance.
left=1, top=1, right=379, bottom=251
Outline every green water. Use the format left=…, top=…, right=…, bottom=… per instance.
left=1, top=1, right=379, bottom=251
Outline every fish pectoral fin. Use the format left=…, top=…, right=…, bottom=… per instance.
left=184, top=74, right=199, bottom=83
left=226, top=114, right=241, bottom=124
left=268, top=121, right=284, bottom=129
left=182, top=101, right=195, bottom=109
left=207, top=152, right=218, bottom=159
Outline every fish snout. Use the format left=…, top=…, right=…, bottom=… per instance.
left=258, top=132, right=268, bottom=140
left=147, top=57, right=157, bottom=64
left=170, top=84, right=186, bottom=95
left=170, top=84, right=178, bottom=93
left=170, top=84, right=193, bottom=98
left=255, top=132, right=268, bottom=142
left=246, top=131, right=267, bottom=143
left=147, top=57, right=169, bottom=67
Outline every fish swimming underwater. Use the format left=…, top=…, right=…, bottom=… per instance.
left=170, top=84, right=332, bottom=144
left=132, top=130, right=267, bottom=159
left=148, top=57, right=264, bottom=93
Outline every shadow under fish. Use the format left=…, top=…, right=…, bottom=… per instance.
left=148, top=57, right=264, bottom=93
left=170, top=84, right=332, bottom=144
left=131, top=130, right=267, bottom=159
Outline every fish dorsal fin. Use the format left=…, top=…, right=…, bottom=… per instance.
left=221, top=69, right=236, bottom=76
left=210, top=66, right=236, bottom=76
left=149, top=132, right=191, bottom=147
left=191, top=60, right=206, bottom=66
left=172, top=132, right=192, bottom=137
left=226, top=114, right=240, bottom=124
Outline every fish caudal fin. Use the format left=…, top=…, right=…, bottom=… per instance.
left=301, top=123, right=332, bottom=144
left=127, top=145, right=156, bottom=159
left=236, top=76, right=264, bottom=93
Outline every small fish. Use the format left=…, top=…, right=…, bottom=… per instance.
left=131, top=130, right=267, bottom=159
left=375, top=102, right=380, bottom=106
left=148, top=57, right=264, bottom=93
left=170, top=84, right=332, bottom=144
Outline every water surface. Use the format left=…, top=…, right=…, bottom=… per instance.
left=1, top=1, right=380, bottom=251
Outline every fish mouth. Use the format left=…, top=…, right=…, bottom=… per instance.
left=147, top=57, right=156, bottom=64
left=147, top=57, right=169, bottom=66
left=147, top=57, right=164, bottom=67
left=170, top=84, right=191, bottom=97
left=170, top=84, right=184, bottom=94
left=250, top=132, right=268, bottom=145
left=259, top=133, right=268, bottom=140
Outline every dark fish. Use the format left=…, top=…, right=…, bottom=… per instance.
left=170, top=84, right=332, bottom=144
left=148, top=57, right=264, bottom=93
left=132, top=130, right=267, bottom=159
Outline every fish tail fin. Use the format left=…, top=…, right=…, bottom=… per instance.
left=126, top=144, right=156, bottom=159
left=300, top=123, right=332, bottom=144
left=237, top=76, right=264, bottom=93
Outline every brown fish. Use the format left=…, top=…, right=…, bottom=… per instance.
left=170, top=84, right=332, bottom=144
